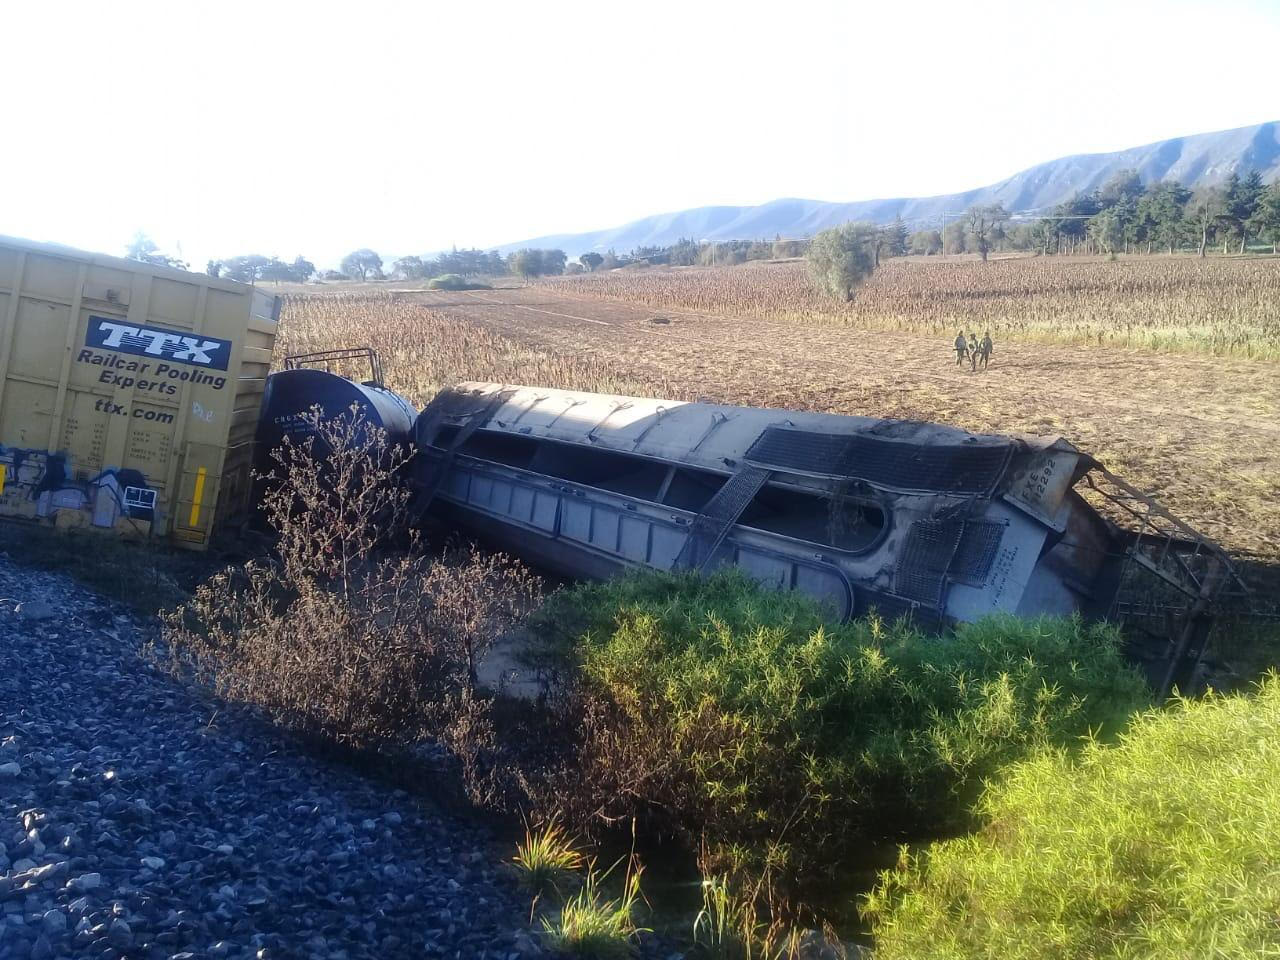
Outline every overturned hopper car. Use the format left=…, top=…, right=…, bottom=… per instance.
left=411, top=382, right=1242, bottom=669
left=412, top=382, right=1136, bottom=629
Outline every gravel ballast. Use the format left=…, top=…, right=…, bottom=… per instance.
left=0, top=555, right=537, bottom=960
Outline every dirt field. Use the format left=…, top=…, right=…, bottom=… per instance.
left=548, top=256, right=1280, bottom=358
left=278, top=283, right=1280, bottom=561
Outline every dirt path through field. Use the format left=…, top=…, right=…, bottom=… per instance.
left=409, top=287, right=1280, bottom=557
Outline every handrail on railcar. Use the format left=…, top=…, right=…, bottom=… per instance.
left=283, top=347, right=384, bottom=387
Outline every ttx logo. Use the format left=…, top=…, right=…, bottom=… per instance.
left=96, top=321, right=223, bottom=364
left=85, top=316, right=232, bottom=371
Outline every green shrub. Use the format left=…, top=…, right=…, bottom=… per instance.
left=513, top=819, right=586, bottom=898
left=527, top=570, right=1150, bottom=893
left=540, top=855, right=647, bottom=959
left=427, top=273, right=491, bottom=290
left=864, top=675, right=1280, bottom=960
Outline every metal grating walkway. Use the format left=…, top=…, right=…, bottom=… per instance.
left=674, top=465, right=772, bottom=571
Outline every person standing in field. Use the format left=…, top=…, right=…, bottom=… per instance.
left=954, top=330, right=968, bottom=366
left=968, top=333, right=980, bottom=371
left=980, top=331, right=994, bottom=369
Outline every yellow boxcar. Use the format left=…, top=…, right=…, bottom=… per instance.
left=0, top=234, right=278, bottom=549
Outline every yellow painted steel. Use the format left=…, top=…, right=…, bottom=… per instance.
left=189, top=466, right=207, bottom=528
left=0, top=463, right=5, bottom=495
left=0, top=234, right=278, bottom=549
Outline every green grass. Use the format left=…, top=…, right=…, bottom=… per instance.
left=692, top=875, right=743, bottom=958
left=541, top=855, right=648, bottom=959
left=528, top=570, right=1152, bottom=889
left=863, top=674, right=1280, bottom=960
left=513, top=819, right=587, bottom=899
left=691, top=874, right=794, bottom=960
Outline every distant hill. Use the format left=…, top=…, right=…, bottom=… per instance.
left=495, top=121, right=1279, bottom=256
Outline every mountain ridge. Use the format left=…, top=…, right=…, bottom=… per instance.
left=493, top=121, right=1280, bottom=256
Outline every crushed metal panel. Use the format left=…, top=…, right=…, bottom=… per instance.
left=1002, top=440, right=1089, bottom=527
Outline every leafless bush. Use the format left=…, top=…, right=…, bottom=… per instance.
left=157, top=406, right=542, bottom=788
left=256, top=402, right=411, bottom=591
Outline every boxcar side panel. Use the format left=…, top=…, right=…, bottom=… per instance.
left=0, top=235, right=278, bottom=549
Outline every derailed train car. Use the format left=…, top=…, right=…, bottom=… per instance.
left=0, top=234, right=278, bottom=548
left=410, top=381, right=1244, bottom=683
left=411, top=382, right=1134, bottom=629
left=236, top=367, right=1247, bottom=692
left=254, top=348, right=416, bottom=477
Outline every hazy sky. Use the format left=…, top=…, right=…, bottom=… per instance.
left=4, top=0, right=1278, bottom=267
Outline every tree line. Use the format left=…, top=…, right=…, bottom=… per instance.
left=124, top=234, right=550, bottom=284
left=386, top=248, right=509, bottom=281
left=507, top=170, right=1279, bottom=273
left=804, top=169, right=1280, bottom=304
left=205, top=246, right=576, bottom=283
left=125, top=168, right=1278, bottom=286
left=907, top=170, right=1280, bottom=259
left=803, top=210, right=1038, bottom=300
left=558, top=236, right=811, bottom=271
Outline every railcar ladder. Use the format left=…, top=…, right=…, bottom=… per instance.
left=410, top=390, right=511, bottom=515
left=674, top=465, right=772, bottom=572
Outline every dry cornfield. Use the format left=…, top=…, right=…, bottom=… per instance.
left=276, top=256, right=1280, bottom=563
left=276, top=292, right=680, bottom=408
left=548, top=256, right=1280, bottom=358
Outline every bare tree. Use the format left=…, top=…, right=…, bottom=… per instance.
left=340, top=249, right=384, bottom=281
left=966, top=204, right=1009, bottom=262
left=1186, top=188, right=1226, bottom=258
